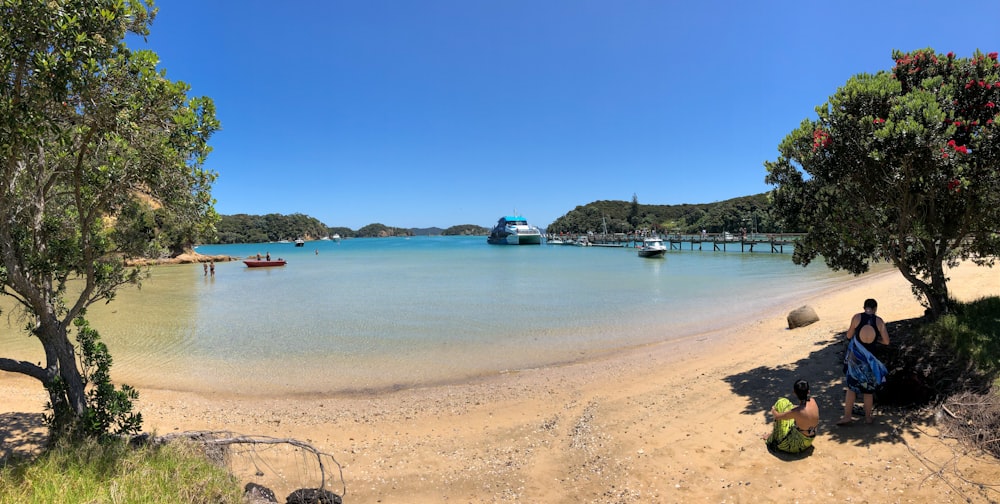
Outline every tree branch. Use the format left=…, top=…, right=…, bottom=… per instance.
left=154, top=430, right=346, bottom=497
left=0, top=358, right=46, bottom=381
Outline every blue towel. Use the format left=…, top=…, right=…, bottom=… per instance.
left=844, top=338, right=887, bottom=394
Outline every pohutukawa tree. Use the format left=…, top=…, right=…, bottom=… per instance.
left=0, top=0, right=218, bottom=436
left=765, top=49, right=1000, bottom=319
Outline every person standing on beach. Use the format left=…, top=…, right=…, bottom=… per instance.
left=764, top=379, right=819, bottom=454
left=209, top=261, right=215, bottom=276
left=837, top=298, right=890, bottom=425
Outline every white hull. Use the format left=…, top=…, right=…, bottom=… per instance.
left=488, top=215, right=542, bottom=245
left=637, top=238, right=666, bottom=258
left=504, top=231, right=542, bottom=245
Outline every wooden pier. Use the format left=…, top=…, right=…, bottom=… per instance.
left=544, top=233, right=804, bottom=253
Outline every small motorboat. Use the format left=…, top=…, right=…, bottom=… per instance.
left=637, top=237, right=666, bottom=258
left=243, top=259, right=287, bottom=267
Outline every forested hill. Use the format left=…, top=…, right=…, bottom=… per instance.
left=211, top=214, right=488, bottom=243
left=547, top=193, right=777, bottom=235
left=208, top=194, right=777, bottom=244
left=214, top=213, right=330, bottom=243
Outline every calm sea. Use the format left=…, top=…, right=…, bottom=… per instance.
left=2, top=236, right=855, bottom=396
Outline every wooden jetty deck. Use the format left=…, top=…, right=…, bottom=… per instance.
left=544, top=233, right=804, bottom=253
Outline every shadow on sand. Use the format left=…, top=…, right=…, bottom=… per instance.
left=0, top=412, right=47, bottom=463
left=725, top=319, right=935, bottom=454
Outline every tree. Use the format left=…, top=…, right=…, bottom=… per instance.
left=765, top=49, right=1000, bottom=319
left=628, top=193, right=640, bottom=229
left=0, top=1, right=219, bottom=434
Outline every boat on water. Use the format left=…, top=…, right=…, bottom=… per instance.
left=637, top=237, right=667, bottom=258
left=294, top=238, right=305, bottom=247
left=244, top=259, right=287, bottom=267
left=487, top=215, right=542, bottom=245
left=332, top=234, right=341, bottom=242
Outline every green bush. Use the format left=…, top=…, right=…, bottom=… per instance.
left=920, top=296, right=1000, bottom=377
left=45, top=316, right=143, bottom=442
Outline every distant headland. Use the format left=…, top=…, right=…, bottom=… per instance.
left=208, top=193, right=773, bottom=245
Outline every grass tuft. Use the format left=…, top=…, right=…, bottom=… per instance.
left=0, top=437, right=243, bottom=504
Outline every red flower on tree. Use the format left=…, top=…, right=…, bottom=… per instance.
left=811, top=128, right=831, bottom=151
left=946, top=139, right=969, bottom=154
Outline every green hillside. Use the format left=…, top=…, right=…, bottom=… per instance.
left=547, top=194, right=775, bottom=235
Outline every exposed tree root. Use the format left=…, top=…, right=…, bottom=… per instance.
left=150, top=430, right=346, bottom=499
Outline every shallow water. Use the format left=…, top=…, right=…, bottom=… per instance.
left=1, top=236, right=854, bottom=395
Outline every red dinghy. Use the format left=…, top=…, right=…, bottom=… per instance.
left=243, top=259, right=287, bottom=267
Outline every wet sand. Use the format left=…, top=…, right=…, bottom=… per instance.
left=3, top=262, right=999, bottom=503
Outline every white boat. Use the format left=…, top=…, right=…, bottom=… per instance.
left=573, top=236, right=591, bottom=247
left=637, top=237, right=666, bottom=258
left=294, top=238, right=305, bottom=247
left=487, top=215, right=542, bottom=245
left=332, top=233, right=341, bottom=242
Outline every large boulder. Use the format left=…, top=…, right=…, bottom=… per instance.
left=787, top=305, right=819, bottom=329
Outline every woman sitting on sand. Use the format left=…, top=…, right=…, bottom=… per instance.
left=764, top=379, right=819, bottom=454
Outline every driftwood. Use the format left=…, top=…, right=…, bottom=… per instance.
left=938, top=391, right=1000, bottom=460
left=152, top=430, right=346, bottom=499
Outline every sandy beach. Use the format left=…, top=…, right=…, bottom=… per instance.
left=2, top=262, right=999, bottom=503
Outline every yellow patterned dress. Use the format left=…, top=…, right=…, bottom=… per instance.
left=765, top=398, right=815, bottom=453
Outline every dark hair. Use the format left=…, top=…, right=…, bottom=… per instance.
left=793, top=379, right=810, bottom=401
left=864, top=298, right=878, bottom=309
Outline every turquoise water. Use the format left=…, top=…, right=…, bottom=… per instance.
left=2, top=236, right=852, bottom=396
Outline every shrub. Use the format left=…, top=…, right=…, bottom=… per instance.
left=45, top=316, right=143, bottom=442
left=920, top=297, right=1000, bottom=378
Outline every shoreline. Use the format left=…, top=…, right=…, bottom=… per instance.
left=3, top=262, right=999, bottom=502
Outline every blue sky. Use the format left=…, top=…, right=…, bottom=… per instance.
left=132, top=1, right=999, bottom=230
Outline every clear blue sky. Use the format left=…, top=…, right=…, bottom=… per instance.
left=132, top=1, right=999, bottom=230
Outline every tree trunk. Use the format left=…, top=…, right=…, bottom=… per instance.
left=925, top=264, right=951, bottom=319
left=38, top=319, right=88, bottom=419
left=895, top=260, right=951, bottom=321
